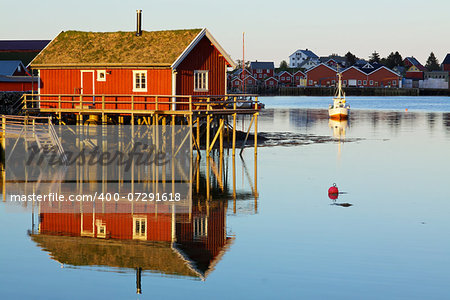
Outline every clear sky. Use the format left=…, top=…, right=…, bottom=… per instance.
left=2, top=0, right=449, bottom=67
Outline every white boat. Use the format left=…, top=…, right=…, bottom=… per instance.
left=329, top=72, right=350, bottom=120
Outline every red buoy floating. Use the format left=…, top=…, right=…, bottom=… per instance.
left=328, top=183, right=339, bottom=200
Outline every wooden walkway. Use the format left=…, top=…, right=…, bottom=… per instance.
left=20, top=93, right=261, bottom=158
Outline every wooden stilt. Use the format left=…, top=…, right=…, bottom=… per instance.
left=196, top=116, right=200, bottom=154
left=232, top=155, right=236, bottom=213
left=219, top=118, right=224, bottom=156
left=254, top=112, right=258, bottom=156
left=206, top=114, right=211, bottom=157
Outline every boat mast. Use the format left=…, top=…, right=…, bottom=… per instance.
left=337, top=72, right=342, bottom=99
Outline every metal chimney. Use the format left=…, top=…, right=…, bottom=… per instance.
left=136, top=10, right=142, bottom=36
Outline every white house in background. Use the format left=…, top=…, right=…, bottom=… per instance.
left=297, top=58, right=319, bottom=70
left=289, top=49, right=319, bottom=68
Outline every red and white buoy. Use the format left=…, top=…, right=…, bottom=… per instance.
left=328, top=183, right=339, bottom=200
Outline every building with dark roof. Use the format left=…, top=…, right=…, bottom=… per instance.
left=404, top=57, right=427, bottom=80
left=0, top=60, right=36, bottom=91
left=289, top=49, right=319, bottom=68
left=249, top=61, right=274, bottom=80
left=0, top=40, right=50, bottom=66
left=442, top=53, right=450, bottom=71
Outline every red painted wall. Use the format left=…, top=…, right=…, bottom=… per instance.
left=341, top=68, right=368, bottom=87
left=368, top=68, right=401, bottom=86
left=39, top=213, right=172, bottom=241
left=251, top=69, right=274, bottom=79
left=176, top=36, right=227, bottom=96
left=0, top=81, right=34, bottom=92
left=306, top=65, right=337, bottom=87
left=265, top=78, right=278, bottom=87
left=405, top=71, right=423, bottom=80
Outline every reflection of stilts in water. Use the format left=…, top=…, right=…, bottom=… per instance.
left=8, top=116, right=259, bottom=294
left=329, top=119, right=348, bottom=160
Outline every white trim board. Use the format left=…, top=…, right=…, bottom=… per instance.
left=171, top=28, right=236, bottom=70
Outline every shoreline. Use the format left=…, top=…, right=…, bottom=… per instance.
left=231, top=87, right=450, bottom=96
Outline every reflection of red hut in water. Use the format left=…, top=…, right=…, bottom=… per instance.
left=30, top=201, right=233, bottom=283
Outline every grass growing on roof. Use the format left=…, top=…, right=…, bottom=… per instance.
left=32, top=29, right=203, bottom=66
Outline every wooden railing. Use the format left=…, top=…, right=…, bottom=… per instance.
left=21, top=94, right=261, bottom=113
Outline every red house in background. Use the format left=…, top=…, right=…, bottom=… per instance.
left=442, top=54, right=450, bottom=72
left=249, top=61, right=274, bottom=80
left=264, top=76, right=278, bottom=87
left=277, top=71, right=293, bottom=86
left=306, top=63, right=337, bottom=87
left=368, top=66, right=401, bottom=87
left=341, top=66, right=368, bottom=87
left=293, top=70, right=306, bottom=86
left=30, top=28, right=235, bottom=109
left=404, top=57, right=426, bottom=80
left=0, top=60, right=37, bottom=92
left=231, top=77, right=242, bottom=89
left=237, top=68, right=252, bottom=80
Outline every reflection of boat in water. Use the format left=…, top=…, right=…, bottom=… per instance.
left=328, top=119, right=348, bottom=139
left=329, top=73, right=349, bottom=120
left=329, top=119, right=348, bottom=159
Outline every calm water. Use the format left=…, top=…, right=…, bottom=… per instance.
left=1, top=96, right=450, bottom=299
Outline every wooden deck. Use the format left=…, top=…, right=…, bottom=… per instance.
left=19, top=93, right=260, bottom=163
left=21, top=93, right=261, bottom=117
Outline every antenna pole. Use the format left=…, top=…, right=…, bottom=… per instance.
left=242, top=32, right=245, bottom=94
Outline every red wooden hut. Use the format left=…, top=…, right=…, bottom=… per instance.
left=264, top=76, right=278, bottom=87
left=306, top=63, right=337, bottom=87
left=368, top=66, right=401, bottom=87
left=30, top=28, right=235, bottom=110
left=293, top=70, right=306, bottom=86
left=341, top=66, right=368, bottom=87
left=31, top=201, right=233, bottom=280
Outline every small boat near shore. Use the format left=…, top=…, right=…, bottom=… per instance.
left=329, top=73, right=350, bottom=120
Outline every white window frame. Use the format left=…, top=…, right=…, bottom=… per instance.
left=194, top=70, right=209, bottom=92
left=369, top=80, right=374, bottom=85
left=97, top=225, right=106, bottom=238
left=392, top=80, right=397, bottom=85
left=133, top=70, right=147, bottom=92
left=97, top=70, right=106, bottom=82
left=357, top=80, right=362, bottom=85
left=193, top=216, right=208, bottom=239
left=363, top=80, right=367, bottom=85
left=133, top=217, right=147, bottom=240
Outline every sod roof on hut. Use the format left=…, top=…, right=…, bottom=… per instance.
left=31, top=234, right=201, bottom=278
left=30, top=29, right=203, bottom=67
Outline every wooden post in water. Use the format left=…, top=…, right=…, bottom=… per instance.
left=232, top=155, right=236, bottom=213
left=206, top=117, right=211, bottom=157
left=254, top=97, right=258, bottom=156
left=232, top=96, right=237, bottom=157
left=219, top=117, right=224, bottom=157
